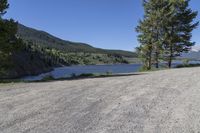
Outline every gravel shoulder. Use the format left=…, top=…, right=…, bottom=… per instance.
left=0, top=67, right=200, bottom=133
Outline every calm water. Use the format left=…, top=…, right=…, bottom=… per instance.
left=23, top=64, right=142, bottom=81
left=22, top=60, right=200, bottom=81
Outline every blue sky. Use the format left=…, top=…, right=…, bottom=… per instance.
left=5, top=0, right=200, bottom=51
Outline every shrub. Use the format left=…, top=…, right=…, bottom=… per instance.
left=41, top=75, right=55, bottom=81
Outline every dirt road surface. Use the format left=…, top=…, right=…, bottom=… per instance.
left=0, top=67, right=200, bottom=133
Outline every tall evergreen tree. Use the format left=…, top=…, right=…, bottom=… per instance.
left=163, top=0, right=199, bottom=68
left=146, top=0, right=167, bottom=68
left=136, top=18, right=153, bottom=70
left=0, top=0, right=9, bottom=18
left=136, top=0, right=198, bottom=69
left=136, top=0, right=166, bottom=69
left=0, top=0, right=24, bottom=76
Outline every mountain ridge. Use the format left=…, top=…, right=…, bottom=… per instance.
left=0, top=23, right=137, bottom=79
left=181, top=51, right=200, bottom=60
left=17, top=23, right=137, bottom=58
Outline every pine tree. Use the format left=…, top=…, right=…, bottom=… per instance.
left=136, top=0, right=198, bottom=69
left=136, top=0, right=166, bottom=69
left=163, top=0, right=199, bottom=68
left=0, top=0, right=9, bottom=18
left=0, top=0, right=24, bottom=76
left=136, top=18, right=153, bottom=70
left=146, top=0, right=166, bottom=68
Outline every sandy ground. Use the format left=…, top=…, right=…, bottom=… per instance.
left=0, top=67, right=200, bottom=133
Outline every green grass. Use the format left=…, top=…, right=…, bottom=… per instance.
left=138, top=64, right=169, bottom=72
left=41, top=75, right=55, bottom=81
left=38, top=72, right=113, bottom=82
left=176, top=64, right=200, bottom=68
left=0, top=79, right=23, bottom=83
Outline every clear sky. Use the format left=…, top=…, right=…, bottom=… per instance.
left=4, top=0, right=200, bottom=51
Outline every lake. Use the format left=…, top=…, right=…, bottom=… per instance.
left=22, top=60, right=200, bottom=81
left=22, top=64, right=142, bottom=81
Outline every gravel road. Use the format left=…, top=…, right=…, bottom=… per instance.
left=0, top=67, right=200, bottom=133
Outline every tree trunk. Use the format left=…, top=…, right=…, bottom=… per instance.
left=168, top=44, right=173, bottom=68
left=155, top=51, right=159, bottom=68
left=155, top=25, right=159, bottom=69
left=168, top=26, right=174, bottom=68
left=147, top=50, right=152, bottom=70
left=168, top=56, right=172, bottom=68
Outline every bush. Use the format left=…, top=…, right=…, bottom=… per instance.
left=41, top=75, right=55, bottom=81
left=106, top=71, right=112, bottom=75
left=176, top=64, right=200, bottom=68
left=182, top=59, right=189, bottom=65
left=79, top=73, right=96, bottom=77
left=70, top=73, right=76, bottom=78
left=139, top=66, right=150, bottom=72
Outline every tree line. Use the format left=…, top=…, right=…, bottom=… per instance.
left=0, top=0, right=25, bottom=75
left=136, top=0, right=199, bottom=70
left=25, top=41, right=129, bottom=66
left=0, top=0, right=130, bottom=78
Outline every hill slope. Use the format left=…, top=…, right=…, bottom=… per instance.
left=0, top=23, right=137, bottom=79
left=17, top=24, right=136, bottom=58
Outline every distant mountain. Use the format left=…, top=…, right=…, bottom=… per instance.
left=179, top=46, right=200, bottom=60
left=180, top=51, right=200, bottom=60
left=191, top=45, right=200, bottom=52
left=17, top=24, right=137, bottom=58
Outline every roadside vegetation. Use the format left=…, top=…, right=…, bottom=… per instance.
left=176, top=63, right=200, bottom=68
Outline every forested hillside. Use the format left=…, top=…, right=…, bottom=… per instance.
left=1, top=0, right=138, bottom=79
left=17, top=24, right=136, bottom=58
left=16, top=24, right=138, bottom=69
left=1, top=22, right=137, bottom=79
